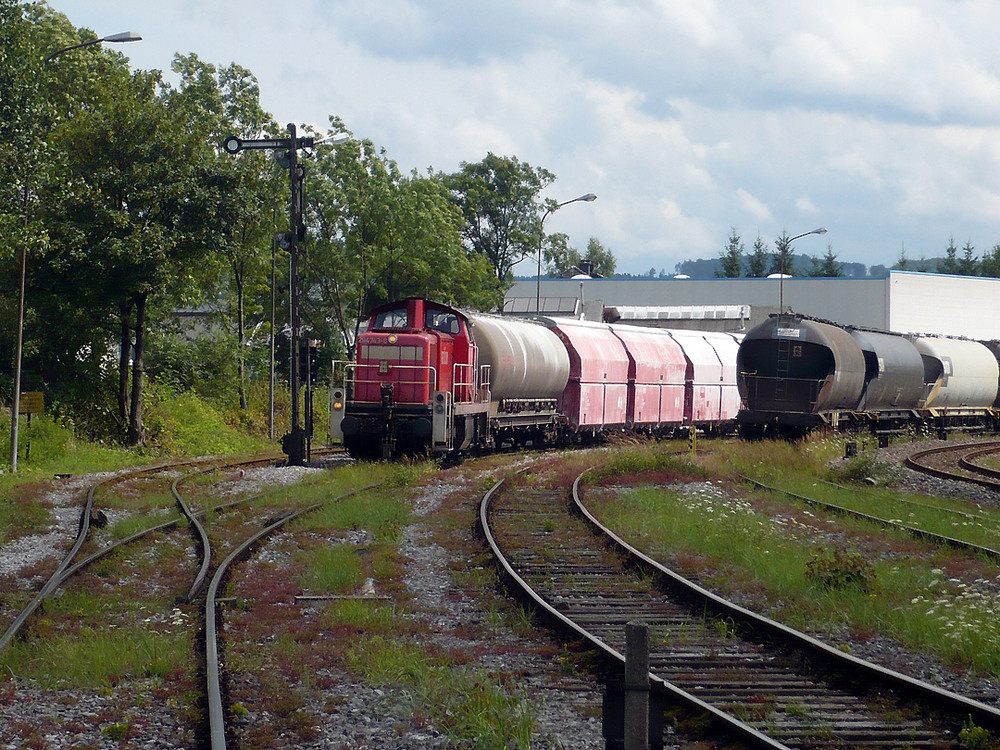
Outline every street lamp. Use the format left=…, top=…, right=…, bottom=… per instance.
left=536, top=193, right=597, bottom=314
left=10, top=31, right=142, bottom=473
left=777, top=227, right=828, bottom=314
left=43, top=31, right=142, bottom=63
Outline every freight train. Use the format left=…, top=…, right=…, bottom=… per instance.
left=331, top=297, right=742, bottom=459
left=736, top=313, right=1000, bottom=438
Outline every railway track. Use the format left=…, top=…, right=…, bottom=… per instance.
left=1, top=449, right=354, bottom=748
left=0, top=451, right=328, bottom=653
left=203, top=483, right=371, bottom=749
left=480, top=471, right=1000, bottom=749
left=742, top=475, right=1000, bottom=564
left=905, top=440, right=1000, bottom=490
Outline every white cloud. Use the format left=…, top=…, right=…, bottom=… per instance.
left=46, top=0, right=1000, bottom=273
left=737, top=189, right=773, bottom=222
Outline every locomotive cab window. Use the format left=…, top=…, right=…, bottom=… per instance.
left=426, top=310, right=460, bottom=335
left=373, top=307, right=408, bottom=330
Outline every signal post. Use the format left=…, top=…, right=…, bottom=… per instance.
left=223, top=124, right=313, bottom=465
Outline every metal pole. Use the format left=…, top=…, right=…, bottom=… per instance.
left=624, top=621, right=650, bottom=750
left=10, top=236, right=26, bottom=472
left=269, top=220, right=276, bottom=441
left=287, top=123, right=304, bottom=464
left=778, top=228, right=827, bottom=314
left=535, top=193, right=596, bottom=315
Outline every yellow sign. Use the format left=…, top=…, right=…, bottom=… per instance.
left=19, top=391, right=44, bottom=414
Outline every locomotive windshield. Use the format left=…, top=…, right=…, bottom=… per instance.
left=372, top=307, right=408, bottom=330
left=425, top=310, right=460, bottom=335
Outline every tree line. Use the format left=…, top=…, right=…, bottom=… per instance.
left=702, top=228, right=1000, bottom=280
left=1, top=1, right=614, bottom=447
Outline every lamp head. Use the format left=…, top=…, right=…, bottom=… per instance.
left=101, top=32, right=142, bottom=43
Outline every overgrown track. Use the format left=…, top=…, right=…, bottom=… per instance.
left=480, top=472, right=1000, bottom=749
left=0, top=455, right=266, bottom=654
left=0, top=450, right=346, bottom=654
left=905, top=440, right=1000, bottom=490
left=743, top=475, right=1000, bottom=563
left=203, top=484, right=370, bottom=750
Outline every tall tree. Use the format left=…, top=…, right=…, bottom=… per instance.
left=981, top=243, right=1000, bottom=278
left=959, top=240, right=979, bottom=276
left=769, top=230, right=795, bottom=276
left=3, top=4, right=171, bottom=438
left=582, top=237, right=616, bottom=277
left=41, top=67, right=218, bottom=445
left=443, top=153, right=554, bottom=284
left=747, top=235, right=770, bottom=277
left=167, top=53, right=283, bottom=411
left=717, top=227, right=744, bottom=277
left=937, top=236, right=959, bottom=275
left=307, top=129, right=501, bottom=354
left=807, top=244, right=844, bottom=277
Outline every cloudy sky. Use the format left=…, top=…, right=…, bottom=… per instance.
left=48, top=0, right=1000, bottom=276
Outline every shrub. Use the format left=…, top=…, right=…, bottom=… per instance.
left=828, top=451, right=904, bottom=486
left=805, top=546, right=876, bottom=593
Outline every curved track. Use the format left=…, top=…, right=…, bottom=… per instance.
left=743, top=476, right=1000, bottom=563
left=0, top=456, right=235, bottom=654
left=480, top=472, right=1000, bottom=749
left=905, top=440, right=1000, bottom=490
left=0, top=451, right=344, bottom=653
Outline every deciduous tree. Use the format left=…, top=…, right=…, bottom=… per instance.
left=41, top=67, right=218, bottom=445
left=545, top=236, right=617, bottom=277
left=306, top=128, right=502, bottom=354
left=167, top=53, right=283, bottom=411
left=443, top=153, right=554, bottom=284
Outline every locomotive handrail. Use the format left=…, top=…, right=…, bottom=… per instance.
left=453, top=362, right=477, bottom=403
left=343, top=362, right=439, bottom=403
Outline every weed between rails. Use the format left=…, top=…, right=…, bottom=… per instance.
left=220, top=461, right=545, bottom=748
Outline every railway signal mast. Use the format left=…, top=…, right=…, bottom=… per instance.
left=223, top=125, right=348, bottom=465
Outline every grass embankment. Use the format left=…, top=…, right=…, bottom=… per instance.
left=584, top=436, right=1000, bottom=678
left=0, top=388, right=276, bottom=544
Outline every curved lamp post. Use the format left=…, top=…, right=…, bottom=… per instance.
left=777, top=227, right=828, bottom=314
left=10, top=31, right=142, bottom=472
left=43, top=31, right=142, bottom=63
left=536, top=193, right=597, bottom=314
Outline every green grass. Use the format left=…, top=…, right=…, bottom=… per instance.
left=585, top=437, right=1000, bottom=677
left=346, top=635, right=535, bottom=749
left=760, top=476, right=1000, bottom=553
left=145, top=388, right=271, bottom=456
left=0, top=413, right=153, bottom=493
left=0, top=490, right=51, bottom=546
left=297, top=545, right=365, bottom=594
left=0, top=623, right=191, bottom=689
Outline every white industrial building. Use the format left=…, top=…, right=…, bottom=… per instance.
left=504, top=270, right=1000, bottom=340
